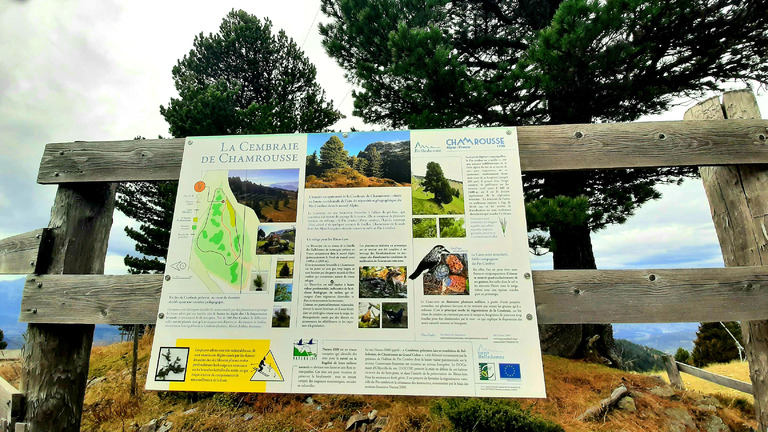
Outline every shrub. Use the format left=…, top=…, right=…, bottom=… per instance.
left=674, top=347, right=691, bottom=364
left=431, top=398, right=564, bottom=432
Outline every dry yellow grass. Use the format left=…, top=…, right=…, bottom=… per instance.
left=2, top=336, right=759, bottom=432
left=652, top=359, right=753, bottom=403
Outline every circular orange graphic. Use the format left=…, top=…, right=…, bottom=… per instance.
left=194, top=181, right=206, bottom=192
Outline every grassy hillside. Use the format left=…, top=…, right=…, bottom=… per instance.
left=0, top=337, right=757, bottom=432
left=411, top=176, right=465, bottom=215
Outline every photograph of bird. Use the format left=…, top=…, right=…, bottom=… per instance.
left=384, top=307, right=404, bottom=324
left=409, top=245, right=450, bottom=279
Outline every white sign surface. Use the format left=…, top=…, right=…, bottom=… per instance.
left=146, top=128, right=545, bottom=397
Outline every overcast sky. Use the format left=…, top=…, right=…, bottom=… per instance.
left=0, top=1, right=766, bottom=307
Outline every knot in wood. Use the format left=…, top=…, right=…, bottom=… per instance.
left=573, top=131, right=584, bottom=139
left=648, top=274, right=656, bottom=281
left=572, top=288, right=581, bottom=295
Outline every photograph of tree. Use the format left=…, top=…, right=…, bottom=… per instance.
left=412, top=158, right=465, bottom=215
left=276, top=260, right=294, bottom=278
left=305, top=131, right=410, bottom=188
left=412, top=218, right=437, bottom=238
left=439, top=217, right=466, bottom=238
left=256, top=225, right=296, bottom=255
left=272, top=307, right=291, bottom=327
left=227, top=169, right=299, bottom=222
left=274, top=283, right=293, bottom=302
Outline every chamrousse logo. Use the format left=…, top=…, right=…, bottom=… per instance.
left=293, top=338, right=317, bottom=360
left=445, top=136, right=505, bottom=149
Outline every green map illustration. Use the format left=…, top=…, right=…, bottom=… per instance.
left=191, top=171, right=258, bottom=293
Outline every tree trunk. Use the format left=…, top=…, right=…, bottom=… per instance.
left=539, top=222, right=622, bottom=367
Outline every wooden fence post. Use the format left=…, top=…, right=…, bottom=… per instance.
left=20, top=183, right=116, bottom=432
left=663, top=356, right=685, bottom=390
left=687, top=89, right=768, bottom=430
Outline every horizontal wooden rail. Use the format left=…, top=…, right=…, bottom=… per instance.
left=0, top=229, right=45, bottom=274
left=37, top=120, right=768, bottom=183
left=0, top=376, right=23, bottom=427
left=19, top=266, right=768, bottom=324
left=676, top=361, right=753, bottom=395
left=0, top=350, right=21, bottom=362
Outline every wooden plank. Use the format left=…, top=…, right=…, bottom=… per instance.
left=0, top=229, right=44, bottom=274
left=21, top=274, right=162, bottom=324
left=0, top=376, right=23, bottom=426
left=38, top=138, right=185, bottom=183
left=676, top=361, right=753, bottom=395
left=18, top=267, right=768, bottom=324
left=36, top=120, right=768, bottom=183
left=663, top=356, right=685, bottom=390
left=21, top=183, right=116, bottom=432
left=692, top=89, right=768, bottom=429
left=0, top=350, right=21, bottom=362
left=533, top=267, right=768, bottom=323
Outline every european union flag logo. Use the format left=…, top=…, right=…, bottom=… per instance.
left=499, top=363, right=521, bottom=380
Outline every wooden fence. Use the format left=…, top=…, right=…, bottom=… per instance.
left=663, top=356, right=753, bottom=395
left=1, top=89, right=768, bottom=431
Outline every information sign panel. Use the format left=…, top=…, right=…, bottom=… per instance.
left=146, top=128, right=545, bottom=397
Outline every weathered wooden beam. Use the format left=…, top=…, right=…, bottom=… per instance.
left=676, top=362, right=753, bottom=395
left=21, top=183, right=116, bottom=432
left=36, top=120, right=768, bottom=183
left=18, top=267, right=768, bottom=324
left=0, top=375, right=24, bottom=428
left=692, top=89, right=768, bottom=429
left=0, top=350, right=21, bottom=362
left=21, top=274, right=162, bottom=324
left=0, top=229, right=45, bottom=274
left=663, top=356, right=685, bottom=390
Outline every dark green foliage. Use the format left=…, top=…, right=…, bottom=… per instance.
left=0, top=328, right=7, bottom=350
left=161, top=10, right=340, bottom=137
left=422, top=162, right=454, bottom=205
left=279, top=262, right=291, bottom=277
left=367, top=146, right=383, bottom=178
left=615, top=339, right=666, bottom=372
left=319, top=0, right=768, bottom=256
left=431, top=398, right=564, bottom=432
left=116, top=178, right=176, bottom=273
left=692, top=321, right=744, bottom=367
left=412, top=218, right=437, bottom=238
left=306, top=151, right=321, bottom=176
left=274, top=283, right=292, bottom=302
left=319, top=135, right=350, bottom=169
left=121, top=11, right=338, bottom=274
left=258, top=228, right=266, bottom=241
left=675, top=347, right=691, bottom=364
left=317, top=0, right=768, bottom=361
left=272, top=308, right=290, bottom=327
left=439, top=217, right=466, bottom=238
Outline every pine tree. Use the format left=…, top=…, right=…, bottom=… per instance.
left=119, top=10, right=340, bottom=273
left=320, top=0, right=768, bottom=364
left=674, top=347, right=691, bottom=365
left=368, top=147, right=383, bottom=178
left=319, top=135, right=349, bottom=170
left=0, top=328, right=7, bottom=350
left=692, top=322, right=744, bottom=367
left=306, top=151, right=321, bottom=176
left=422, top=162, right=454, bottom=205
left=279, top=262, right=292, bottom=277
